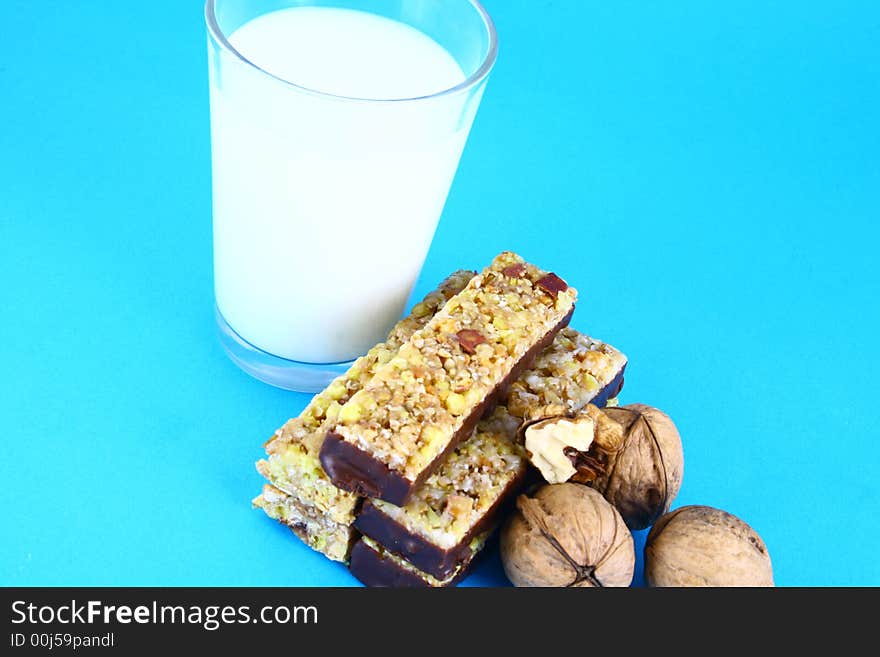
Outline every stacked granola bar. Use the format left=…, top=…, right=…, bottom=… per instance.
left=254, top=269, right=476, bottom=562
left=253, top=253, right=628, bottom=586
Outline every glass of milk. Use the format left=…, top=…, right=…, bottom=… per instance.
left=205, top=0, right=497, bottom=391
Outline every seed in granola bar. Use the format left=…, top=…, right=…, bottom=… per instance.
left=456, top=329, right=488, bottom=355
left=535, top=273, right=569, bottom=298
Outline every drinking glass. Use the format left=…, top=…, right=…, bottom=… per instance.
left=206, top=0, right=497, bottom=391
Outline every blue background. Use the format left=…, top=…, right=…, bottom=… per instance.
left=1, top=0, right=877, bottom=587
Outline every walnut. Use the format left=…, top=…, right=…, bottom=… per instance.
left=523, top=416, right=594, bottom=484
left=520, top=405, right=624, bottom=485
left=500, top=483, right=634, bottom=587
left=645, top=505, right=774, bottom=587
left=589, top=404, right=683, bottom=530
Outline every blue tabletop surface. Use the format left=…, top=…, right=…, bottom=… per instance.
left=2, top=0, right=878, bottom=587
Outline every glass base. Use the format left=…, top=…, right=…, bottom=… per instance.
left=215, top=307, right=354, bottom=392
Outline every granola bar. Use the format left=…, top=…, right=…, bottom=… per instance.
left=258, top=325, right=626, bottom=567
left=353, top=332, right=627, bottom=580
left=253, top=485, right=353, bottom=563
left=257, top=270, right=476, bottom=528
left=320, top=252, right=578, bottom=505
left=506, top=327, right=627, bottom=417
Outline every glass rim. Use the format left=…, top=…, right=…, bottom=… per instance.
left=204, top=0, right=498, bottom=103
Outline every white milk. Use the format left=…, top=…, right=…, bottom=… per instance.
left=209, top=7, right=473, bottom=364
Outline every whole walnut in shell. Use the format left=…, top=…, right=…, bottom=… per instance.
left=501, top=483, right=634, bottom=587
left=645, top=505, right=773, bottom=587
left=590, top=404, right=683, bottom=530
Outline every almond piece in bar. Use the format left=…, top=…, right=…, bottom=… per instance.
left=456, top=329, right=487, bottom=355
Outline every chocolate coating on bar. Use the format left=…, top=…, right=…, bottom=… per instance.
left=349, top=539, right=470, bottom=588
left=316, top=437, right=411, bottom=502
left=320, top=306, right=575, bottom=506
left=592, top=367, right=626, bottom=409
left=352, top=366, right=626, bottom=579
left=355, top=470, right=524, bottom=581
